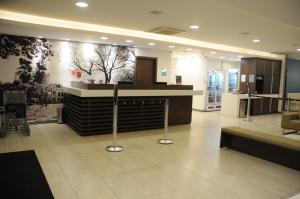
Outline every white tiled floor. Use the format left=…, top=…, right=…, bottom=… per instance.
left=0, top=111, right=300, bottom=199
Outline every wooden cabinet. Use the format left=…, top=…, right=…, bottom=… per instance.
left=240, top=58, right=281, bottom=94
left=250, top=98, right=262, bottom=115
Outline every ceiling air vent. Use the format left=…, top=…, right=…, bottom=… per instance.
left=146, top=26, right=186, bottom=36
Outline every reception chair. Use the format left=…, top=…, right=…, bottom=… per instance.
left=281, top=112, right=300, bottom=135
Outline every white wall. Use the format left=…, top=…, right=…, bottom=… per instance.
left=169, top=51, right=207, bottom=110
left=135, top=48, right=171, bottom=83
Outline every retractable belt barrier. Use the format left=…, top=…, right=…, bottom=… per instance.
left=105, top=85, right=174, bottom=152
left=157, top=99, right=173, bottom=144
left=106, top=84, right=124, bottom=152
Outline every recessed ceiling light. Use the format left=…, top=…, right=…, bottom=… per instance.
left=100, top=36, right=108, bottom=40
left=210, top=51, right=216, bottom=54
left=169, top=45, right=175, bottom=48
left=220, top=56, right=225, bottom=59
left=75, top=1, right=88, bottom=7
left=149, top=10, right=164, bottom=15
left=238, top=55, right=244, bottom=58
left=297, top=48, right=300, bottom=51
left=186, top=48, right=193, bottom=51
left=125, top=40, right=133, bottom=43
left=252, top=39, right=260, bottom=43
left=239, top=32, right=250, bottom=35
left=190, top=25, right=199, bottom=29
left=148, top=43, right=155, bottom=46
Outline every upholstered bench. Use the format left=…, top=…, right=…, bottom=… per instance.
left=220, top=126, right=300, bottom=171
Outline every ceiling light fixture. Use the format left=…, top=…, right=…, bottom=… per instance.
left=132, top=45, right=137, bottom=48
left=252, top=39, right=260, bottom=43
left=297, top=48, right=300, bottom=51
left=210, top=51, right=216, bottom=54
left=112, top=43, right=117, bottom=46
left=169, top=45, right=175, bottom=48
left=148, top=42, right=155, bottom=46
left=220, top=56, right=225, bottom=59
left=100, top=36, right=108, bottom=40
left=238, top=55, right=244, bottom=58
left=190, top=25, right=199, bottom=29
left=186, top=48, right=193, bottom=51
left=65, top=38, right=69, bottom=41
left=125, top=40, right=133, bottom=43
left=75, top=1, right=88, bottom=7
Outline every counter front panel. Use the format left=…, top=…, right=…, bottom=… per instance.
left=64, top=94, right=192, bottom=136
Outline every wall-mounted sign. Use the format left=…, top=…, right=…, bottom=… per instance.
left=161, top=69, right=167, bottom=77
left=249, top=74, right=255, bottom=83
left=241, top=74, right=246, bottom=82
left=176, top=75, right=182, bottom=85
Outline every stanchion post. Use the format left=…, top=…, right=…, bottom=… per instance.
left=244, top=83, right=252, bottom=122
left=106, top=84, right=124, bottom=152
left=157, top=99, right=173, bottom=144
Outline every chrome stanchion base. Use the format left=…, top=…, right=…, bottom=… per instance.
left=106, top=145, right=124, bottom=152
left=243, top=118, right=252, bottom=122
left=157, top=139, right=173, bottom=145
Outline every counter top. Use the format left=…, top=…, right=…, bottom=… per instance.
left=64, top=87, right=203, bottom=97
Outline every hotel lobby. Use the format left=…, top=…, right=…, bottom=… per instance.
left=0, top=0, right=300, bottom=199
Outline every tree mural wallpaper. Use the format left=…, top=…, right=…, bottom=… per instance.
left=72, top=44, right=135, bottom=84
left=0, top=34, right=54, bottom=84
left=0, top=33, right=136, bottom=122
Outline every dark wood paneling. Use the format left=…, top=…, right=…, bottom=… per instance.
left=250, top=98, right=262, bottom=115
left=263, top=75, right=272, bottom=94
left=265, top=59, right=273, bottom=75
left=168, top=96, right=192, bottom=125
left=135, top=57, right=157, bottom=85
left=271, top=98, right=279, bottom=113
left=272, top=75, right=280, bottom=94
left=71, top=81, right=193, bottom=90
left=63, top=94, right=192, bottom=136
left=262, top=97, right=271, bottom=114
left=240, top=58, right=282, bottom=95
left=273, top=60, right=281, bottom=75
left=256, top=59, right=265, bottom=75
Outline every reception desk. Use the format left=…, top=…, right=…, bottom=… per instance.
left=63, top=82, right=202, bottom=136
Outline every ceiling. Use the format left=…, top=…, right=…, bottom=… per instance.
left=0, top=0, right=299, bottom=57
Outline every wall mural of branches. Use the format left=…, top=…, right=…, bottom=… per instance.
left=0, top=33, right=136, bottom=122
left=71, top=44, right=135, bottom=84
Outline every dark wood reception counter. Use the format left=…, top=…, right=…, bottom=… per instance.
left=63, top=82, right=202, bottom=136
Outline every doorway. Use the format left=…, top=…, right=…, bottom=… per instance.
left=135, top=57, right=157, bottom=85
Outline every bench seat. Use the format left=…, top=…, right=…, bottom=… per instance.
left=220, top=126, right=300, bottom=171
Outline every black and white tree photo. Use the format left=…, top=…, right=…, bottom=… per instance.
left=0, top=34, right=54, bottom=84
left=93, top=44, right=135, bottom=84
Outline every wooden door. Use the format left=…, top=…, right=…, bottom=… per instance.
left=135, top=57, right=157, bottom=85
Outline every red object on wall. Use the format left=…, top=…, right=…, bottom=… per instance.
left=76, top=70, right=81, bottom=78
left=71, top=70, right=76, bottom=77
left=71, top=70, right=81, bottom=78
